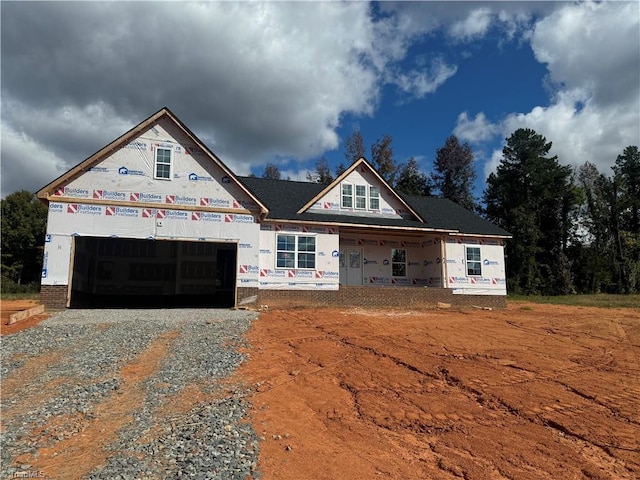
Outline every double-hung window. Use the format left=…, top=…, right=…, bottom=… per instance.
left=342, top=182, right=382, bottom=212
left=355, top=185, right=367, bottom=209
left=276, top=234, right=316, bottom=269
left=369, top=186, right=380, bottom=210
left=342, top=183, right=353, bottom=208
left=155, top=148, right=172, bottom=180
left=391, top=248, right=407, bottom=277
left=466, top=247, right=482, bottom=276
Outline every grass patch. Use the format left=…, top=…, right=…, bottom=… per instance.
left=1, top=292, right=40, bottom=301
left=509, top=293, right=640, bottom=309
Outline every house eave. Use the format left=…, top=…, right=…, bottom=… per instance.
left=261, top=217, right=457, bottom=234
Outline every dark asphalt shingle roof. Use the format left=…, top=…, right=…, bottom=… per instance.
left=239, top=176, right=510, bottom=237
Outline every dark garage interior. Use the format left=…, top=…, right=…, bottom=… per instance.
left=69, top=237, right=237, bottom=308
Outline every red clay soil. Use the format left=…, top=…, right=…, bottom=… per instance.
left=236, top=303, right=640, bottom=480
left=0, top=299, right=50, bottom=335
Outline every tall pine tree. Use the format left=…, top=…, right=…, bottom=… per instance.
left=396, top=157, right=430, bottom=196
left=432, top=135, right=477, bottom=211
left=370, top=134, right=398, bottom=185
left=484, top=128, right=577, bottom=295
left=612, top=145, right=640, bottom=292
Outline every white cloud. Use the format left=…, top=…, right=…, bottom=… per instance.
left=449, top=8, right=493, bottom=41
left=531, top=1, right=639, bottom=109
left=454, top=112, right=500, bottom=143
left=392, top=58, right=458, bottom=98
left=472, top=1, right=639, bottom=179
left=3, top=1, right=426, bottom=194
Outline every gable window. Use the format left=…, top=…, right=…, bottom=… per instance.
left=342, top=183, right=353, bottom=208
left=155, top=148, right=172, bottom=180
left=369, top=186, right=380, bottom=210
left=466, top=247, right=482, bottom=276
left=355, top=185, right=367, bottom=209
left=277, top=234, right=316, bottom=269
left=391, top=248, right=407, bottom=277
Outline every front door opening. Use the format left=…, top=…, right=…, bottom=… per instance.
left=339, top=247, right=363, bottom=285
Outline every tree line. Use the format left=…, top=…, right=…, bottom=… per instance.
left=2, top=128, right=638, bottom=295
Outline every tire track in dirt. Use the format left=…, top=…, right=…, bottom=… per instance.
left=12, top=330, right=180, bottom=479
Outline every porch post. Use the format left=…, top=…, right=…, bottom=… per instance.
left=440, top=236, right=448, bottom=288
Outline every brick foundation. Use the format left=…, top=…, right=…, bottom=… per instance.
left=44, top=285, right=505, bottom=311
left=238, top=286, right=506, bottom=310
left=40, top=285, right=68, bottom=310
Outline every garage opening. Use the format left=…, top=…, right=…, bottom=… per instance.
left=69, top=237, right=237, bottom=308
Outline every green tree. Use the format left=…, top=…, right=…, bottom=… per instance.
left=370, top=134, right=398, bottom=185
left=613, top=146, right=640, bottom=234
left=306, top=157, right=334, bottom=185
left=432, top=135, right=477, bottom=211
left=344, top=131, right=365, bottom=164
left=396, top=157, right=431, bottom=196
left=262, top=163, right=282, bottom=180
left=611, top=146, right=640, bottom=292
left=1, top=190, right=48, bottom=291
left=573, top=162, right=615, bottom=292
left=483, top=128, right=577, bottom=295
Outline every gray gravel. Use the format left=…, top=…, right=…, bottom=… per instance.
left=1, top=308, right=261, bottom=479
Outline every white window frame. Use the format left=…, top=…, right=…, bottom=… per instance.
left=154, top=147, right=173, bottom=180
left=391, top=248, right=407, bottom=277
left=341, top=183, right=353, bottom=209
left=466, top=246, right=482, bottom=276
left=276, top=234, right=316, bottom=270
left=369, top=186, right=380, bottom=210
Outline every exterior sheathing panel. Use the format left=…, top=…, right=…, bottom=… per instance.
left=444, top=237, right=507, bottom=295
left=258, top=224, right=340, bottom=290
left=53, top=118, right=257, bottom=211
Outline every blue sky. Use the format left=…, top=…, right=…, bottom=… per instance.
left=2, top=1, right=639, bottom=203
left=314, top=28, right=552, bottom=196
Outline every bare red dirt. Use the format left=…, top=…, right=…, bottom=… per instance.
left=236, top=303, right=640, bottom=480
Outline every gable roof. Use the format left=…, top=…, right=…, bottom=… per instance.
left=36, top=107, right=267, bottom=214
left=240, top=176, right=511, bottom=237
left=296, top=157, right=424, bottom=222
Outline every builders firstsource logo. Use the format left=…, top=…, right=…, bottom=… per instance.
left=67, top=204, right=102, bottom=215
left=105, top=206, right=139, bottom=217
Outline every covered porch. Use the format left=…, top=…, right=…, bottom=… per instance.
left=337, top=227, right=448, bottom=288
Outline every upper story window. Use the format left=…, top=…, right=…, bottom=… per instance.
left=155, top=148, right=172, bottom=180
left=342, top=184, right=353, bottom=208
left=341, top=182, right=381, bottom=212
left=276, top=234, right=316, bottom=269
left=355, top=185, right=367, bottom=209
left=369, top=186, right=380, bottom=210
left=466, top=246, right=482, bottom=276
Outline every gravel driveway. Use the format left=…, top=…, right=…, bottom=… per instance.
left=1, top=308, right=260, bottom=479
